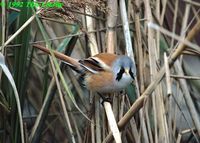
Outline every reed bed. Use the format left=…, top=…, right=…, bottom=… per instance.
left=0, top=0, right=200, bottom=143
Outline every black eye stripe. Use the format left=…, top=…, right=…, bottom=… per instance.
left=129, top=69, right=135, bottom=79
left=116, top=67, right=135, bottom=81
left=116, top=67, right=125, bottom=81
left=120, top=67, right=125, bottom=73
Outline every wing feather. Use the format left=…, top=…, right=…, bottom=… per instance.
left=79, top=53, right=118, bottom=73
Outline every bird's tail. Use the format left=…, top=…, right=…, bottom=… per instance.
left=33, top=44, right=83, bottom=73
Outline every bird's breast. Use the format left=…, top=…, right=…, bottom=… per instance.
left=84, top=71, right=133, bottom=93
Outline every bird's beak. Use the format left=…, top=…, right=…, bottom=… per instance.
left=125, top=69, right=129, bottom=75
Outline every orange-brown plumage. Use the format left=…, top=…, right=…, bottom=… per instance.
left=85, top=71, right=114, bottom=93
left=33, top=44, right=136, bottom=94
left=93, top=53, right=117, bottom=67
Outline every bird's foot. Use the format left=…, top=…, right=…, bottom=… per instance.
left=97, top=93, right=112, bottom=105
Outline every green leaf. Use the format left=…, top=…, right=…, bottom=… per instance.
left=0, top=53, right=25, bottom=143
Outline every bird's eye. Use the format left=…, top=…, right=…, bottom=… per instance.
left=116, top=67, right=125, bottom=81
left=129, top=69, right=135, bottom=79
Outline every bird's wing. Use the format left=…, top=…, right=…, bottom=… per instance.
left=93, top=53, right=118, bottom=67
left=79, top=53, right=118, bottom=73
left=79, top=57, right=103, bottom=73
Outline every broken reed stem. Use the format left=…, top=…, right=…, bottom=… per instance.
left=176, top=128, right=196, bottom=143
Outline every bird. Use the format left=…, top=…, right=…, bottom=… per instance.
left=77, top=53, right=136, bottom=94
left=33, top=44, right=136, bottom=95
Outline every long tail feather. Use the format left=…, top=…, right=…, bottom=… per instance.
left=33, top=44, right=82, bottom=72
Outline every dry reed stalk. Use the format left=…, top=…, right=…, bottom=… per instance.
left=126, top=95, right=140, bottom=143
left=67, top=68, right=89, bottom=110
left=180, top=0, right=191, bottom=37
left=103, top=102, right=122, bottom=143
left=86, top=4, right=122, bottom=143
left=29, top=78, right=56, bottom=142
left=164, top=53, right=172, bottom=96
left=0, top=10, right=41, bottom=50
left=156, top=0, right=160, bottom=60
left=145, top=99, right=154, bottom=143
left=1, top=0, right=5, bottom=53
left=49, top=56, right=76, bottom=143
left=128, top=3, right=142, bottom=142
left=85, top=6, right=102, bottom=143
left=91, top=117, right=95, bottom=143
left=145, top=0, right=167, bottom=142
left=176, top=128, right=196, bottom=143
left=106, top=0, right=118, bottom=53
left=103, top=17, right=200, bottom=143
left=133, top=0, right=145, bottom=92
left=174, top=60, right=200, bottom=139
left=85, top=5, right=99, bottom=55
left=40, top=21, right=84, bottom=142
left=164, top=52, right=173, bottom=142
left=170, top=0, right=179, bottom=49
left=106, top=2, right=121, bottom=141
left=160, top=0, right=167, bottom=25
left=170, top=75, right=200, bottom=80
left=119, top=0, right=134, bottom=59
left=95, top=95, right=101, bottom=143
